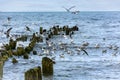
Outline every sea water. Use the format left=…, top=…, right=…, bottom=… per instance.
left=1, top=12, right=120, bottom=80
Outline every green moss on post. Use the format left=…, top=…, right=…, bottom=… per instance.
left=4, top=44, right=10, bottom=50
left=17, top=47, right=25, bottom=56
left=36, top=36, right=43, bottom=42
left=42, top=57, right=54, bottom=76
left=1, top=55, right=9, bottom=61
left=40, top=27, right=43, bottom=34
left=53, top=29, right=58, bottom=35
left=9, top=39, right=16, bottom=49
left=0, top=61, right=3, bottom=80
left=3, top=39, right=16, bottom=51
left=25, top=66, right=42, bottom=80
left=12, top=51, right=18, bottom=56
left=16, top=35, right=27, bottom=41
left=23, top=53, right=29, bottom=59
left=7, top=50, right=13, bottom=57
left=12, top=58, right=18, bottom=64
left=25, top=46, right=32, bottom=53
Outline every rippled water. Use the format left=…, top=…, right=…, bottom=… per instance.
left=1, top=12, right=120, bottom=80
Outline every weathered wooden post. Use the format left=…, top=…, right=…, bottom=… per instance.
left=12, top=58, right=18, bottom=64
left=25, top=66, right=42, bottom=80
left=16, top=47, right=25, bottom=56
left=65, top=28, right=70, bottom=35
left=9, top=39, right=16, bottom=50
left=40, top=27, right=43, bottom=34
left=0, top=61, right=3, bottom=80
left=42, top=57, right=53, bottom=76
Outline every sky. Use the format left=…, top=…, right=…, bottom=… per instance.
left=0, top=0, right=120, bottom=12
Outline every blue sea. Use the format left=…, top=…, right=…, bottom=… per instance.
left=1, top=12, right=120, bottom=80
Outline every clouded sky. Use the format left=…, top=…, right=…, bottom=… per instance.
left=0, top=0, right=120, bottom=12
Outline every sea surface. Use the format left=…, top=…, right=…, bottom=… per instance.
left=1, top=12, right=120, bottom=80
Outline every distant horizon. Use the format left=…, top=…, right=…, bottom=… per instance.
left=1, top=0, right=120, bottom=12
left=1, top=11, right=120, bottom=13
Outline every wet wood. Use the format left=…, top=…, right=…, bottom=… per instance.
left=25, top=66, right=42, bottom=80
left=0, top=61, right=3, bottom=80
left=42, top=57, right=53, bottom=76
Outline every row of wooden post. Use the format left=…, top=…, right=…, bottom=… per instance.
left=0, top=57, right=53, bottom=80
left=24, top=57, right=54, bottom=80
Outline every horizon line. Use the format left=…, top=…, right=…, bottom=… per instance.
left=1, top=11, right=120, bottom=12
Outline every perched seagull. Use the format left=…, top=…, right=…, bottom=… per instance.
left=108, top=44, right=112, bottom=49
left=7, top=17, right=11, bottom=25
left=7, top=17, right=11, bottom=21
left=4, top=27, right=12, bottom=38
left=113, top=45, right=119, bottom=51
left=2, top=17, right=11, bottom=27
left=82, top=42, right=89, bottom=46
left=95, top=43, right=100, bottom=48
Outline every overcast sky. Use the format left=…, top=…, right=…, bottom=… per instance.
left=0, top=0, right=120, bottom=12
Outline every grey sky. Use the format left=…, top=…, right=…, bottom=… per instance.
left=0, top=0, right=120, bottom=12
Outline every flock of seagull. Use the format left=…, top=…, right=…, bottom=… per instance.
left=30, top=27, right=120, bottom=61
left=0, top=14, right=120, bottom=61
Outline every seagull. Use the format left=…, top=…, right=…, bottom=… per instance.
left=95, top=43, right=100, bottom=48
left=82, top=42, right=89, bottom=47
left=113, top=45, right=119, bottom=51
left=108, top=44, right=112, bottom=49
left=71, top=11, right=80, bottom=14
left=59, top=53, right=65, bottom=58
left=62, top=6, right=76, bottom=12
left=112, top=51, right=119, bottom=56
left=63, top=6, right=80, bottom=14
left=4, top=27, right=12, bottom=38
left=82, top=49, right=89, bottom=56
left=25, top=26, right=31, bottom=31
left=76, top=47, right=88, bottom=55
left=102, top=49, right=107, bottom=53
left=7, top=17, right=11, bottom=21
left=2, top=17, right=11, bottom=27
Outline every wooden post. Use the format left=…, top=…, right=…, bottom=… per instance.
left=0, top=61, right=3, bottom=80
left=25, top=66, right=42, bottom=80
left=40, top=27, right=43, bottom=34
left=17, top=47, right=25, bottom=56
left=9, top=39, right=16, bottom=49
left=65, top=28, right=70, bottom=35
left=42, top=57, right=53, bottom=76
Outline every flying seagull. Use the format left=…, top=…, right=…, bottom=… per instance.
left=25, top=26, right=31, bottom=31
left=82, top=49, right=89, bottom=56
left=63, top=6, right=80, bottom=14
left=62, top=6, right=76, bottom=12
left=4, top=27, right=12, bottom=38
left=71, top=10, right=80, bottom=14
